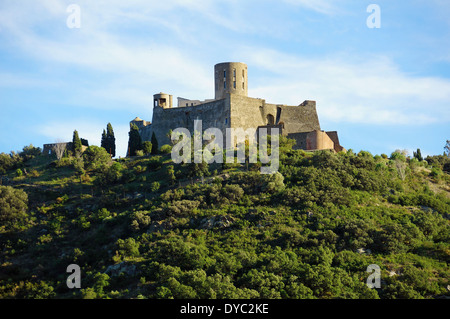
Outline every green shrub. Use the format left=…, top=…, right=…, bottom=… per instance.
left=142, top=141, right=153, bottom=156
left=0, top=186, right=28, bottom=228
left=160, top=144, right=172, bottom=154
left=83, top=146, right=112, bottom=172
left=148, top=156, right=162, bottom=171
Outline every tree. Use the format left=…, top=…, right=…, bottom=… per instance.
left=166, top=165, right=176, bottom=185
left=413, top=148, right=423, bottom=161
left=0, top=153, right=13, bottom=174
left=83, top=146, right=111, bottom=172
left=151, top=132, right=159, bottom=154
left=142, top=141, right=153, bottom=156
left=100, top=129, right=107, bottom=154
left=150, top=181, right=160, bottom=192
left=72, top=130, right=83, bottom=156
left=0, top=185, right=28, bottom=226
left=53, top=139, right=67, bottom=161
left=20, top=144, right=41, bottom=161
left=127, top=123, right=142, bottom=157
left=101, top=123, right=116, bottom=158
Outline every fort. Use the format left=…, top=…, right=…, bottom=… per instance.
left=131, top=62, right=344, bottom=153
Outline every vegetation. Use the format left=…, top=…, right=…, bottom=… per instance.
left=72, top=130, right=82, bottom=156
left=127, top=123, right=143, bottom=157
left=151, top=132, right=159, bottom=155
left=0, top=138, right=449, bottom=299
left=101, top=123, right=116, bottom=158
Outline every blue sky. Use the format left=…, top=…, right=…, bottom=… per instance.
left=0, top=0, right=449, bottom=158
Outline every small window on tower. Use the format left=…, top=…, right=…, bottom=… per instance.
left=224, top=81, right=226, bottom=89
left=225, top=118, right=228, bottom=125
left=224, top=70, right=226, bottom=78
left=233, top=81, right=236, bottom=89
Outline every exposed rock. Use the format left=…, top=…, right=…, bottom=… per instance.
left=105, top=262, right=137, bottom=277
left=199, top=215, right=234, bottom=230
left=356, top=248, right=372, bottom=255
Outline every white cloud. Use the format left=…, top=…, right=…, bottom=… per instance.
left=2, top=0, right=450, bottom=138
left=242, top=48, right=450, bottom=125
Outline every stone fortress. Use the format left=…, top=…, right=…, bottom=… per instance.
left=131, top=62, right=344, bottom=153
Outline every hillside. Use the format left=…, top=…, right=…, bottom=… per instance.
left=0, top=139, right=449, bottom=299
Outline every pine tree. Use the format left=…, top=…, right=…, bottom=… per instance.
left=100, top=123, right=116, bottom=158
left=413, top=148, right=423, bottom=161
left=106, top=123, right=116, bottom=158
left=101, top=129, right=107, bottom=151
left=127, top=123, right=142, bottom=157
left=151, top=132, right=158, bottom=155
left=72, top=130, right=82, bottom=156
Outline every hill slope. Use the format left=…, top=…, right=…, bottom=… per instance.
left=0, top=141, right=449, bottom=299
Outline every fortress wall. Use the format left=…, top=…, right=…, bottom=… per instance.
left=288, top=130, right=334, bottom=151
left=287, top=132, right=308, bottom=150
left=325, top=131, right=345, bottom=152
left=229, top=94, right=266, bottom=130
left=278, top=104, right=321, bottom=134
left=261, top=103, right=279, bottom=125
left=148, top=97, right=230, bottom=146
left=310, top=130, right=335, bottom=150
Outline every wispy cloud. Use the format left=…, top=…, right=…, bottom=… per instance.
left=242, top=48, right=450, bottom=125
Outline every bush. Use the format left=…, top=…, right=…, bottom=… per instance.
left=135, top=150, right=144, bottom=157
left=115, top=238, right=140, bottom=260
left=160, top=144, right=172, bottom=154
left=142, top=141, right=153, bottom=156
left=16, top=169, right=23, bottom=177
left=0, top=186, right=28, bottom=228
left=151, top=181, right=160, bottom=192
left=222, top=184, right=244, bottom=202
left=83, top=146, right=112, bottom=172
left=20, top=144, right=42, bottom=161
left=148, top=156, right=163, bottom=171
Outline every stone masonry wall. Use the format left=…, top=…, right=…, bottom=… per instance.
left=143, top=97, right=230, bottom=147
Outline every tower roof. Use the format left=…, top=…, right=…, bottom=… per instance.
left=132, top=117, right=143, bottom=122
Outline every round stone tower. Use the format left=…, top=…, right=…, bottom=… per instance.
left=214, top=62, right=248, bottom=100
left=153, top=92, right=173, bottom=109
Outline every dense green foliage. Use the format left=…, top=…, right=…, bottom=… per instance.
left=0, top=140, right=449, bottom=299
left=101, top=123, right=116, bottom=158
left=127, top=124, right=143, bottom=157
left=151, top=132, right=159, bottom=155
left=72, top=130, right=82, bottom=156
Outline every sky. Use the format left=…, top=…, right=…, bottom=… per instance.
left=0, top=0, right=449, bottom=158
